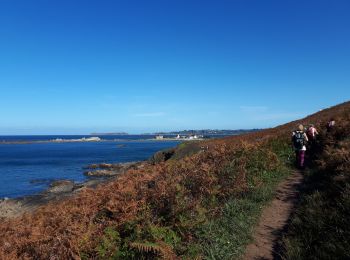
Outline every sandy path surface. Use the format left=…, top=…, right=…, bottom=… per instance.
left=243, top=171, right=303, bottom=260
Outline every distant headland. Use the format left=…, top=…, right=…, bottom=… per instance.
left=145, top=129, right=262, bottom=136
left=90, top=129, right=261, bottom=136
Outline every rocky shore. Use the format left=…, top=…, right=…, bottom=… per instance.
left=84, top=161, right=145, bottom=177
left=0, top=161, right=145, bottom=219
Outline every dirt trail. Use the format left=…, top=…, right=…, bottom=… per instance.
left=243, top=171, right=303, bottom=260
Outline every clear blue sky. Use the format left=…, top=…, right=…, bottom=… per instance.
left=0, top=0, right=349, bottom=134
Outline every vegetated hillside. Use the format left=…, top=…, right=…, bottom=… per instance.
left=282, top=105, right=350, bottom=259
left=0, top=102, right=349, bottom=259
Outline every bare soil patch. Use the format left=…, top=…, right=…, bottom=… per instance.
left=243, top=171, right=303, bottom=260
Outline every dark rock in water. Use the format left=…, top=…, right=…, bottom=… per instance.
left=84, top=169, right=117, bottom=177
left=84, top=164, right=99, bottom=169
left=96, top=163, right=114, bottom=169
left=84, top=162, right=143, bottom=177
left=47, top=180, right=74, bottom=193
left=85, top=163, right=122, bottom=170
left=117, top=144, right=126, bottom=148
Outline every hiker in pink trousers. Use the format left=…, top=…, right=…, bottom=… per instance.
left=292, top=124, right=309, bottom=169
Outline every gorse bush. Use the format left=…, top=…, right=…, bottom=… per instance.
left=0, top=101, right=349, bottom=259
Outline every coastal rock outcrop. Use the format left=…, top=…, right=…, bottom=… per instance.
left=47, top=180, right=75, bottom=193
left=84, top=162, right=144, bottom=177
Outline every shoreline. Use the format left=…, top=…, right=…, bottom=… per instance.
left=0, top=178, right=108, bottom=219
left=0, top=138, right=192, bottom=145
left=0, top=137, right=195, bottom=218
left=0, top=161, right=146, bottom=219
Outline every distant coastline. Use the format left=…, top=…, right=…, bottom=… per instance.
left=0, top=136, right=185, bottom=145
left=0, top=137, right=104, bottom=145
left=91, top=129, right=261, bottom=136
left=0, top=137, right=197, bottom=145
left=0, top=130, right=261, bottom=145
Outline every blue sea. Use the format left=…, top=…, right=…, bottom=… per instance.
left=0, top=135, right=180, bottom=198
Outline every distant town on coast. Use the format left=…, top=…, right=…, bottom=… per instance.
left=91, top=129, right=261, bottom=136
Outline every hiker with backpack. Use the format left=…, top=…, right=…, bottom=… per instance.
left=292, top=124, right=309, bottom=169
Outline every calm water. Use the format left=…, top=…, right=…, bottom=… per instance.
left=0, top=135, right=180, bottom=198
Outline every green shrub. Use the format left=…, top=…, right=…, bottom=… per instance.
left=96, top=227, right=122, bottom=259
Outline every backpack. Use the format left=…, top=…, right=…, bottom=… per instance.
left=293, top=131, right=305, bottom=150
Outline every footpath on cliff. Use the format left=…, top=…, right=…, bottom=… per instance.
left=243, top=170, right=304, bottom=260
